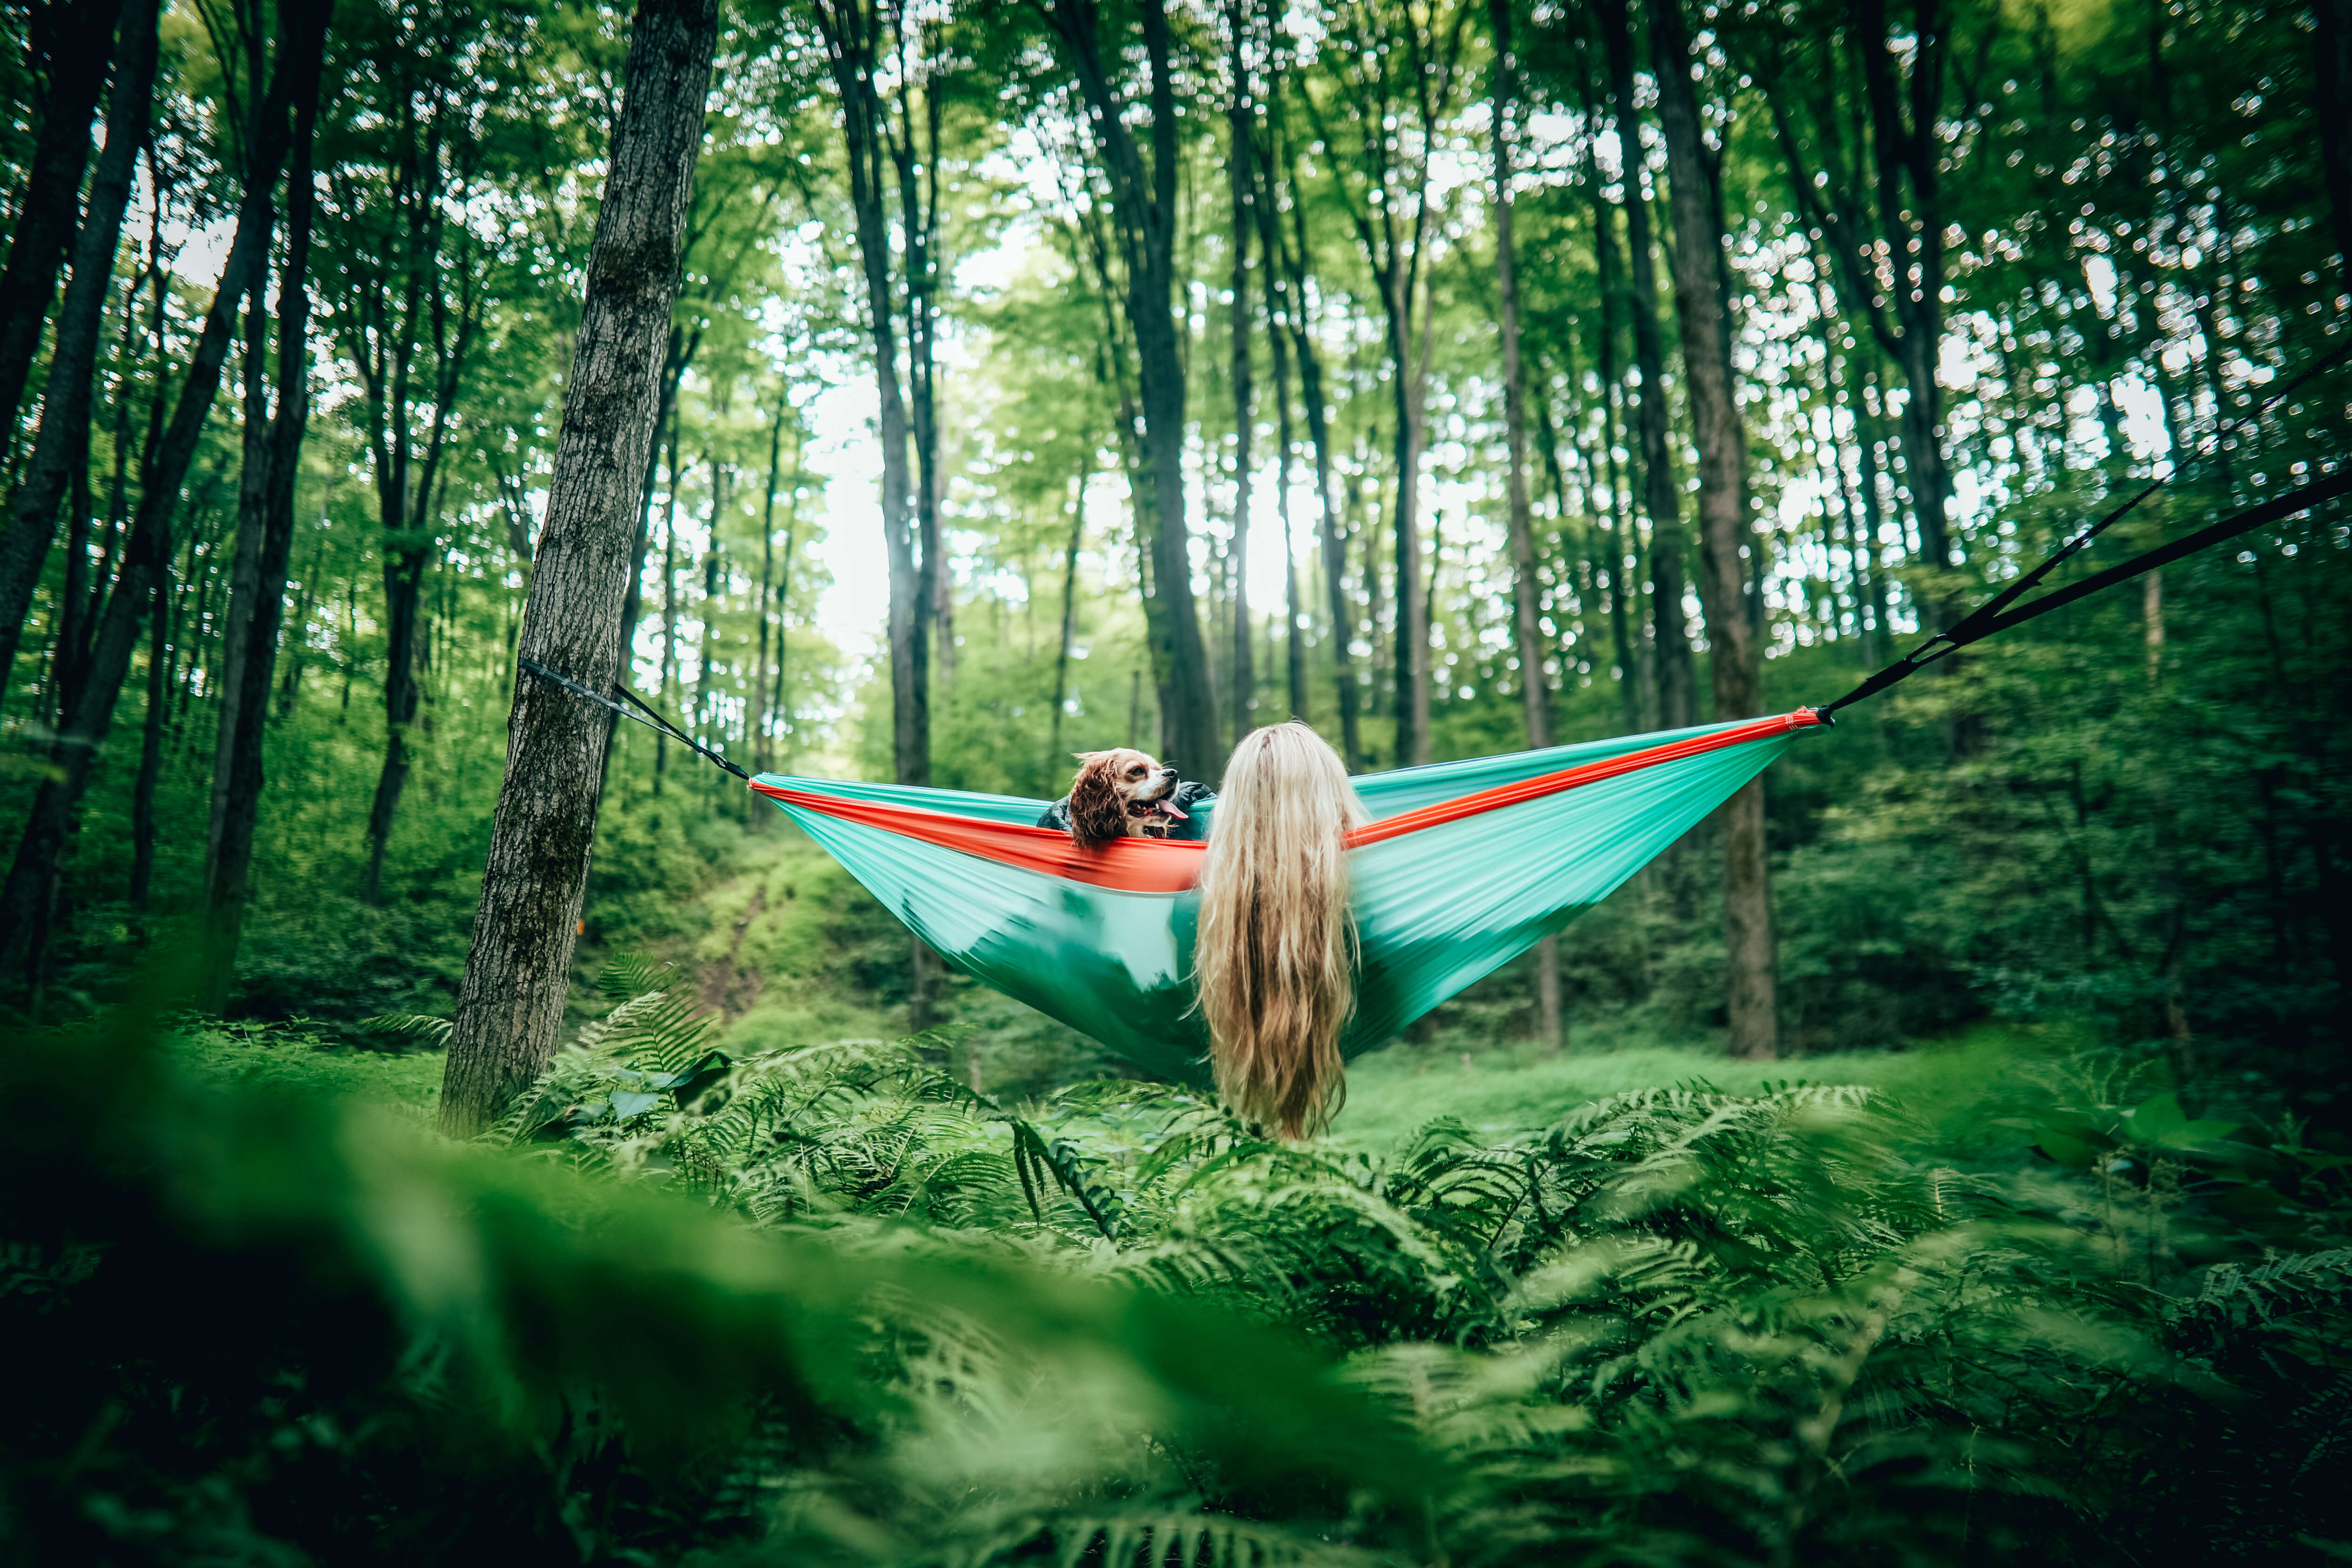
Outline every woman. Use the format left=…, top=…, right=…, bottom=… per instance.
left=1193, top=722, right=1370, bottom=1140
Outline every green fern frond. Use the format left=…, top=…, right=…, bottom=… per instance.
left=362, top=1012, right=453, bottom=1045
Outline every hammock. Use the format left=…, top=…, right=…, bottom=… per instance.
left=750, top=710, right=1824, bottom=1084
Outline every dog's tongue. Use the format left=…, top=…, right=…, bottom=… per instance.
left=1156, top=799, right=1187, bottom=821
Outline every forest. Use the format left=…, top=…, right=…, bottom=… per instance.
left=5, top=0, right=2352, bottom=1560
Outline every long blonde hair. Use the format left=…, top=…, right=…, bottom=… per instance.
left=1193, top=722, right=1370, bottom=1140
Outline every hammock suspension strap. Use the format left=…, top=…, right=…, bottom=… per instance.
left=517, top=656, right=751, bottom=781
left=1821, top=333, right=2352, bottom=721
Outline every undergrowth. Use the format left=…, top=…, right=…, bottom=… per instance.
left=8, top=964, right=2350, bottom=1565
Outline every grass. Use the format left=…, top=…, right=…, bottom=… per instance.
left=169, top=1012, right=2073, bottom=1159
left=171, top=1023, right=446, bottom=1113
left=1331, top=1025, right=2056, bottom=1148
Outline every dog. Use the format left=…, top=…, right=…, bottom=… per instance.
left=1037, top=748, right=1213, bottom=850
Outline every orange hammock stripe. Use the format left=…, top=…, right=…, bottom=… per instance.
left=747, top=708, right=1824, bottom=896
left=1345, top=708, right=1826, bottom=848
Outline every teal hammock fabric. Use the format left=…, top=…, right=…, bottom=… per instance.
left=750, top=711, right=1823, bottom=1085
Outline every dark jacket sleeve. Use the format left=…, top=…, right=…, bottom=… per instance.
left=1168, top=781, right=1215, bottom=840
left=1037, top=796, right=1073, bottom=831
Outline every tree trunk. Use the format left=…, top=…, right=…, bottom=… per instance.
left=1585, top=128, right=1644, bottom=736
left=2317, top=0, right=2352, bottom=298
left=1049, top=456, right=1087, bottom=772
left=440, top=0, right=720, bottom=1136
left=1046, top=0, right=1220, bottom=779
left=814, top=0, right=929, bottom=789
left=1226, top=0, right=1255, bottom=746
left=1652, top=0, right=1777, bottom=1061
left=1600, top=0, right=1693, bottom=735
left=0, top=0, right=160, bottom=706
left=0, top=0, right=126, bottom=430
left=1271, top=129, right=1358, bottom=764
left=129, top=561, right=168, bottom=908
left=753, top=399, right=784, bottom=775
left=0, top=0, right=325, bottom=974
left=364, top=545, right=428, bottom=900
left=202, top=77, right=319, bottom=1007
left=1490, top=0, right=1560, bottom=1048
left=1262, top=238, right=1308, bottom=726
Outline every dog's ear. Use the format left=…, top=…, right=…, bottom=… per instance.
left=1067, top=755, right=1128, bottom=851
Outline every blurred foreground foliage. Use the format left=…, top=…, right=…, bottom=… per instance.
left=7, top=967, right=2351, bottom=1566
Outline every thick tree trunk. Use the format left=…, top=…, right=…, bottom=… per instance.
left=0, top=0, right=160, bottom=705
left=1652, top=0, right=1777, bottom=1061
left=1048, top=0, right=1219, bottom=779
left=440, top=0, right=720, bottom=1135
left=0, top=0, right=325, bottom=973
left=1600, top=0, right=1694, bottom=735
left=0, top=0, right=125, bottom=429
left=202, top=82, right=318, bottom=1006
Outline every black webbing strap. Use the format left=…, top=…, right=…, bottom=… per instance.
left=517, top=656, right=751, bottom=781
left=1819, top=333, right=2352, bottom=720
left=1817, top=468, right=2352, bottom=718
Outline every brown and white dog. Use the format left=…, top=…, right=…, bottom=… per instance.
left=1037, top=748, right=1209, bottom=850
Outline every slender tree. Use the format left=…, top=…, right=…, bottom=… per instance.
left=441, top=0, right=721, bottom=1134
left=1226, top=0, right=1257, bottom=745
left=1310, top=0, right=1472, bottom=767
left=1599, top=0, right=1695, bottom=734
left=1490, top=0, right=1562, bottom=1048
left=1043, top=0, right=1220, bottom=778
left=202, top=40, right=323, bottom=1004
left=1264, top=81, right=1360, bottom=766
left=810, top=0, right=933, bottom=787
left=1652, top=0, right=1777, bottom=1060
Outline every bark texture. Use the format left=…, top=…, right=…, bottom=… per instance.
left=1652, top=0, right=1777, bottom=1060
left=0, top=0, right=161, bottom=703
left=439, top=0, right=719, bottom=1134
left=0, top=0, right=126, bottom=429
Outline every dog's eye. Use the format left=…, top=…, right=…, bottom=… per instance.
left=1125, top=766, right=1145, bottom=779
